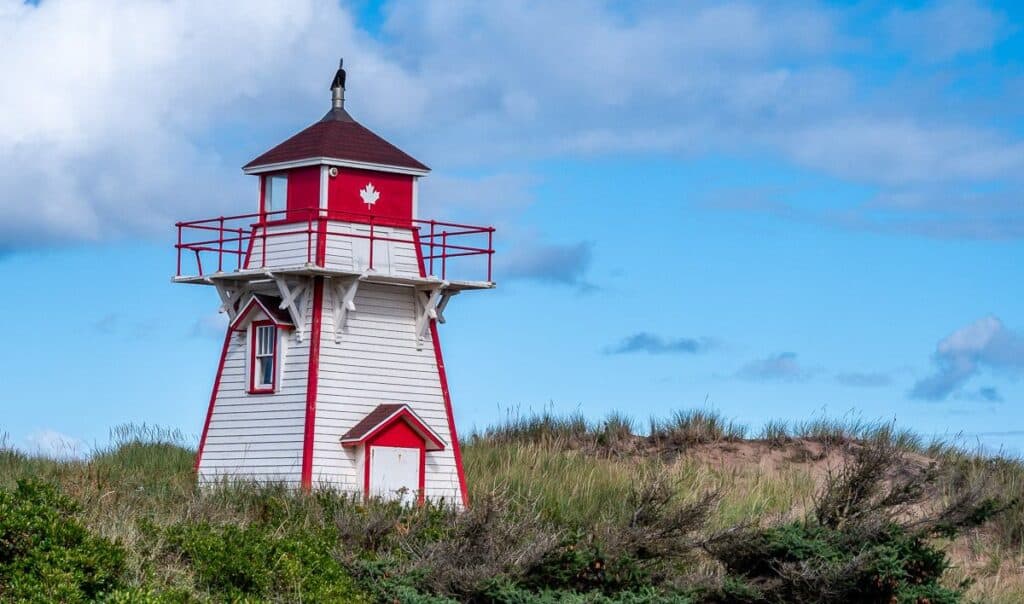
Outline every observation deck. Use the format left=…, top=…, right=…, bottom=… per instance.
left=174, top=209, right=495, bottom=292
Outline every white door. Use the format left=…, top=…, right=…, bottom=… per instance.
left=368, top=446, right=420, bottom=504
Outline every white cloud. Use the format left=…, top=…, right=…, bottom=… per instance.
left=736, top=352, right=812, bottom=382
left=911, top=316, right=1024, bottom=400
left=1, top=0, right=1022, bottom=247
left=25, top=428, right=85, bottom=459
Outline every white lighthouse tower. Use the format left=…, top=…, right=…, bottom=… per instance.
left=174, top=61, right=494, bottom=507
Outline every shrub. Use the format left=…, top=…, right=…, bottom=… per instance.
left=0, top=479, right=127, bottom=602
left=156, top=521, right=368, bottom=602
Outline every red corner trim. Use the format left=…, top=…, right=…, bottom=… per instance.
left=194, top=328, right=233, bottom=472
left=428, top=321, right=469, bottom=507
left=300, top=277, right=325, bottom=491
left=411, top=227, right=469, bottom=507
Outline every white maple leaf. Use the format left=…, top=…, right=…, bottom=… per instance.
left=360, top=182, right=380, bottom=207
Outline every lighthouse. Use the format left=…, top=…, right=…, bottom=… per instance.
left=174, top=61, right=494, bottom=507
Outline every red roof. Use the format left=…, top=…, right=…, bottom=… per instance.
left=244, top=108, right=428, bottom=172
left=341, top=404, right=446, bottom=451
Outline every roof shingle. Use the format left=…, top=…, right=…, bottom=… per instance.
left=244, top=108, right=428, bottom=172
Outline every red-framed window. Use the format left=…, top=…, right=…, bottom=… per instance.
left=249, top=321, right=277, bottom=394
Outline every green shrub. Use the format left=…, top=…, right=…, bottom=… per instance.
left=0, top=479, right=127, bottom=602
left=158, top=522, right=368, bottom=602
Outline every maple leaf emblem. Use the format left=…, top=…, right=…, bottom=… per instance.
left=359, top=182, right=380, bottom=207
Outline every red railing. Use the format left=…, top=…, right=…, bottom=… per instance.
left=175, top=209, right=495, bottom=283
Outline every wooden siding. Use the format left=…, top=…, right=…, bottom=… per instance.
left=197, top=290, right=311, bottom=485
left=322, top=223, right=421, bottom=277
left=245, top=221, right=420, bottom=278
left=312, top=282, right=462, bottom=504
left=247, top=223, right=318, bottom=270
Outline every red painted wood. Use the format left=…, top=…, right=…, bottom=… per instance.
left=194, top=328, right=233, bottom=472
left=327, top=166, right=413, bottom=224
left=300, top=277, right=325, bottom=491
left=286, top=166, right=321, bottom=221
left=428, top=322, right=469, bottom=507
left=368, top=419, right=423, bottom=448
left=341, top=407, right=446, bottom=450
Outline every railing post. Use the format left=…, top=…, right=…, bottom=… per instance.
left=441, top=231, right=447, bottom=280
left=217, top=216, right=224, bottom=273
left=176, top=223, right=182, bottom=277
left=307, top=214, right=313, bottom=265
left=237, top=227, right=244, bottom=271
left=429, top=220, right=436, bottom=277
left=368, top=216, right=375, bottom=271
left=261, top=222, right=267, bottom=269
left=488, top=227, right=494, bottom=282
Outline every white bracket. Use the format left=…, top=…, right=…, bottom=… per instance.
left=414, top=281, right=449, bottom=347
left=272, top=275, right=309, bottom=341
left=212, top=281, right=249, bottom=321
left=326, top=273, right=366, bottom=343
left=436, top=290, right=459, bottom=324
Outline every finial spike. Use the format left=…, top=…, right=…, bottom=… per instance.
left=330, top=58, right=346, bottom=109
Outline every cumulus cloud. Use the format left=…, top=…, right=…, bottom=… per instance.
left=25, top=429, right=85, bottom=459
left=501, top=240, right=594, bottom=290
left=605, top=333, right=713, bottom=356
left=1, top=0, right=1022, bottom=247
left=736, top=352, right=811, bottom=382
left=910, top=316, right=1024, bottom=401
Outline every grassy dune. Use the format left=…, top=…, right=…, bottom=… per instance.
left=2, top=412, right=1023, bottom=602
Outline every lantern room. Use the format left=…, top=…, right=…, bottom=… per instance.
left=242, top=86, right=429, bottom=227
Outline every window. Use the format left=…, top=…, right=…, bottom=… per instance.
left=250, top=322, right=277, bottom=393
left=263, top=175, right=288, bottom=218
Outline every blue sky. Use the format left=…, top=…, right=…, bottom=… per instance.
left=1, top=0, right=1022, bottom=457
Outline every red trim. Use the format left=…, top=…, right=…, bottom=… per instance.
left=341, top=406, right=446, bottom=451
left=248, top=321, right=277, bottom=394
left=300, top=277, right=325, bottom=491
left=428, top=322, right=469, bottom=507
left=412, top=228, right=470, bottom=507
left=194, top=328, right=233, bottom=472
left=230, top=297, right=294, bottom=332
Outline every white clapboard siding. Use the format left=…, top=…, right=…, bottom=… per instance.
left=198, top=289, right=312, bottom=485
left=246, top=224, right=318, bottom=270
left=322, top=222, right=422, bottom=278
left=312, top=282, right=463, bottom=505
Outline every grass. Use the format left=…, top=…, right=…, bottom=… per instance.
left=1, top=411, right=1023, bottom=602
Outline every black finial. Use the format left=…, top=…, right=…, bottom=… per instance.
left=323, top=58, right=354, bottom=121
left=330, top=58, right=346, bottom=91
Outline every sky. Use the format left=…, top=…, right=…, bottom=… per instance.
left=1, top=0, right=1022, bottom=458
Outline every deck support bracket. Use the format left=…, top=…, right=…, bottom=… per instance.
left=326, top=272, right=366, bottom=343
left=435, top=290, right=458, bottom=325
left=212, top=280, right=249, bottom=321
left=271, top=274, right=309, bottom=341
left=414, top=281, right=449, bottom=347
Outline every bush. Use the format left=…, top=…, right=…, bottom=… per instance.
left=155, top=521, right=368, bottom=602
left=0, top=479, right=127, bottom=602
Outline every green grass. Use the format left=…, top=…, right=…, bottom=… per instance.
left=1, top=412, right=1023, bottom=602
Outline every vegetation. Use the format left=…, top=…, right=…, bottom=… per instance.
left=1, top=413, right=1022, bottom=603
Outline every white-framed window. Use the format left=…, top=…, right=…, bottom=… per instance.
left=250, top=322, right=277, bottom=393
left=263, top=174, right=288, bottom=217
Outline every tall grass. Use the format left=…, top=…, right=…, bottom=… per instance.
left=2, top=411, right=1024, bottom=601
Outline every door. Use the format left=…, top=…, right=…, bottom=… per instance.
left=368, top=445, right=420, bottom=504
